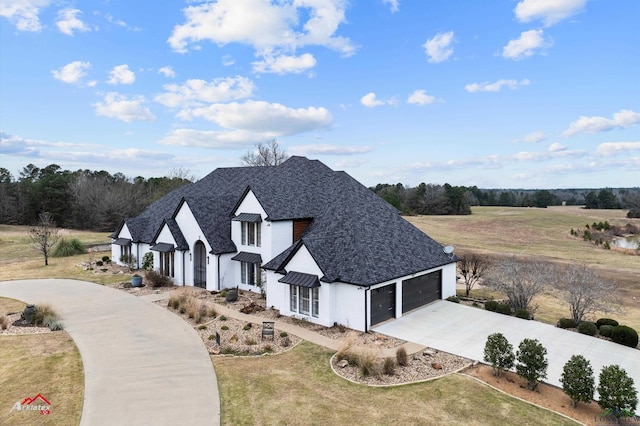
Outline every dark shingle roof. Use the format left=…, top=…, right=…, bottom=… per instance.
left=121, top=156, right=455, bottom=287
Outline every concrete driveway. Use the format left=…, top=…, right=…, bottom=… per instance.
left=0, top=279, right=219, bottom=426
left=374, top=301, right=639, bottom=391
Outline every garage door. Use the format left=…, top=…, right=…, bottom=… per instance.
left=402, top=270, right=441, bottom=313
left=370, top=284, right=395, bottom=326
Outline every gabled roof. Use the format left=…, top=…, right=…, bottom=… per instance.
left=119, top=156, right=455, bottom=286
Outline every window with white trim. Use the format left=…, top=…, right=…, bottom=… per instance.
left=241, top=222, right=261, bottom=247
left=241, top=261, right=259, bottom=285
left=160, top=252, right=174, bottom=278
left=120, top=244, right=131, bottom=260
left=289, top=285, right=319, bottom=318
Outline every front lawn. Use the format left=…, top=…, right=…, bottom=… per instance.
left=213, top=341, right=578, bottom=425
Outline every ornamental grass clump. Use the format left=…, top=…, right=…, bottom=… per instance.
left=396, top=346, right=409, bottom=367
left=33, top=304, right=64, bottom=331
left=52, top=238, right=86, bottom=257
left=356, top=348, right=382, bottom=378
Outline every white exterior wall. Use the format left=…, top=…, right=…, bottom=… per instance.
left=174, top=201, right=216, bottom=291
left=440, top=262, right=457, bottom=299
left=111, top=224, right=132, bottom=264
left=153, top=224, right=183, bottom=285
left=332, top=283, right=366, bottom=331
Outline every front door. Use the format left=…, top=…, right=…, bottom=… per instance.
left=194, top=241, right=206, bottom=288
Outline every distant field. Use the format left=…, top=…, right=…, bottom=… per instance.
left=407, top=206, right=640, bottom=330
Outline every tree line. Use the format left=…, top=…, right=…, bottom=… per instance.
left=0, top=164, right=193, bottom=231
left=371, top=184, right=640, bottom=215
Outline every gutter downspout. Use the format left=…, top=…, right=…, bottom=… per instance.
left=217, top=255, right=221, bottom=291
left=182, top=251, right=185, bottom=286
left=364, top=287, right=369, bottom=333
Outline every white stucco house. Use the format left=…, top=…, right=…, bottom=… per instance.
left=111, top=157, right=457, bottom=331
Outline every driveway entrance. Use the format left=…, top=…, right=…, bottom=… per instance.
left=374, top=301, right=639, bottom=393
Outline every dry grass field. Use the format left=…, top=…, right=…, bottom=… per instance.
left=0, top=298, right=84, bottom=426
left=407, top=206, right=640, bottom=330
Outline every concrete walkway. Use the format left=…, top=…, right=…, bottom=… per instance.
left=0, top=279, right=219, bottom=426
left=374, top=300, right=640, bottom=391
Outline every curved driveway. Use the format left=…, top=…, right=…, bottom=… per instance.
left=0, top=279, right=219, bottom=426
left=375, top=301, right=640, bottom=396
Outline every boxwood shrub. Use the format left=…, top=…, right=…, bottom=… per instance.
left=485, top=300, right=498, bottom=312
left=577, top=321, right=597, bottom=336
left=557, top=318, right=577, bottom=329
left=596, top=318, right=619, bottom=328
left=496, top=303, right=512, bottom=315
left=515, top=309, right=530, bottom=320
left=599, top=324, right=614, bottom=338
left=611, top=325, right=639, bottom=348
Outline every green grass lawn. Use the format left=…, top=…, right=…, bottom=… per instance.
left=213, top=341, right=578, bottom=426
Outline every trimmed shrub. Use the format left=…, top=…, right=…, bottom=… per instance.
left=146, top=270, right=172, bottom=288
left=52, top=237, right=86, bottom=257
left=611, top=326, right=639, bottom=348
left=396, top=347, right=409, bottom=367
left=496, top=303, right=512, bottom=315
left=102, top=256, right=111, bottom=263
left=279, top=331, right=288, bottom=338
left=596, top=318, right=619, bottom=328
left=221, top=325, right=229, bottom=331
left=577, top=322, right=597, bottom=336
left=599, top=324, right=614, bottom=338
left=515, top=309, right=530, bottom=320
left=96, top=260, right=103, bottom=267
left=446, top=295, right=460, bottom=303
left=485, top=300, right=498, bottom=312
left=557, top=318, right=577, bottom=329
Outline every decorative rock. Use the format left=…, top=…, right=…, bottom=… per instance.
left=431, top=362, right=443, bottom=370
left=337, top=359, right=349, bottom=368
left=423, top=349, right=436, bottom=357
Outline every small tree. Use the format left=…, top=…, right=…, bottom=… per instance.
left=598, top=365, right=638, bottom=417
left=120, top=254, right=137, bottom=272
left=516, top=338, right=548, bottom=390
left=29, top=212, right=60, bottom=266
left=483, top=333, right=515, bottom=377
left=560, top=355, right=594, bottom=407
left=484, top=256, right=549, bottom=312
left=241, top=140, right=289, bottom=167
left=458, top=253, right=491, bottom=296
left=552, top=263, right=619, bottom=323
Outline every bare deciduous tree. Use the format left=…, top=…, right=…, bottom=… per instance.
left=458, top=253, right=491, bottom=296
left=484, top=256, right=549, bottom=311
left=29, top=212, right=60, bottom=266
left=241, top=140, right=289, bottom=167
left=552, top=263, right=619, bottom=323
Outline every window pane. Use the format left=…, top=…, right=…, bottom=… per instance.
left=312, top=287, right=319, bottom=318
left=256, top=223, right=261, bottom=247
left=241, top=262, right=247, bottom=284
left=248, top=222, right=256, bottom=245
left=290, top=285, right=297, bottom=312
left=241, top=223, right=247, bottom=245
left=300, top=287, right=310, bottom=315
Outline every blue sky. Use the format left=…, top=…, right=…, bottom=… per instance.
left=1, top=0, right=638, bottom=189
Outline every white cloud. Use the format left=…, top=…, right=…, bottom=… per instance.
left=514, top=131, right=546, bottom=143
left=465, top=79, right=530, bottom=93
left=154, top=76, right=255, bottom=108
left=515, top=0, right=586, bottom=27
left=181, top=100, right=332, bottom=137
left=382, top=0, right=399, bottom=13
left=158, top=66, right=175, bottom=78
left=407, top=90, right=436, bottom=105
left=51, top=61, right=91, bottom=84
left=158, top=128, right=274, bottom=149
left=93, top=92, right=156, bottom=122
left=423, top=31, right=454, bottom=63
left=336, top=158, right=368, bottom=168
left=253, top=53, right=317, bottom=74
left=0, top=0, right=50, bottom=32
left=563, top=109, right=640, bottom=136
left=360, top=92, right=396, bottom=108
left=502, top=29, right=549, bottom=60
left=167, top=0, right=354, bottom=73
left=595, top=142, right=640, bottom=156
left=548, top=142, right=567, bottom=152
left=290, top=144, right=372, bottom=156
left=107, top=64, right=136, bottom=85
left=56, top=8, right=89, bottom=36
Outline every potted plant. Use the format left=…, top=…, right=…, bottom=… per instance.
left=131, top=274, right=143, bottom=287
